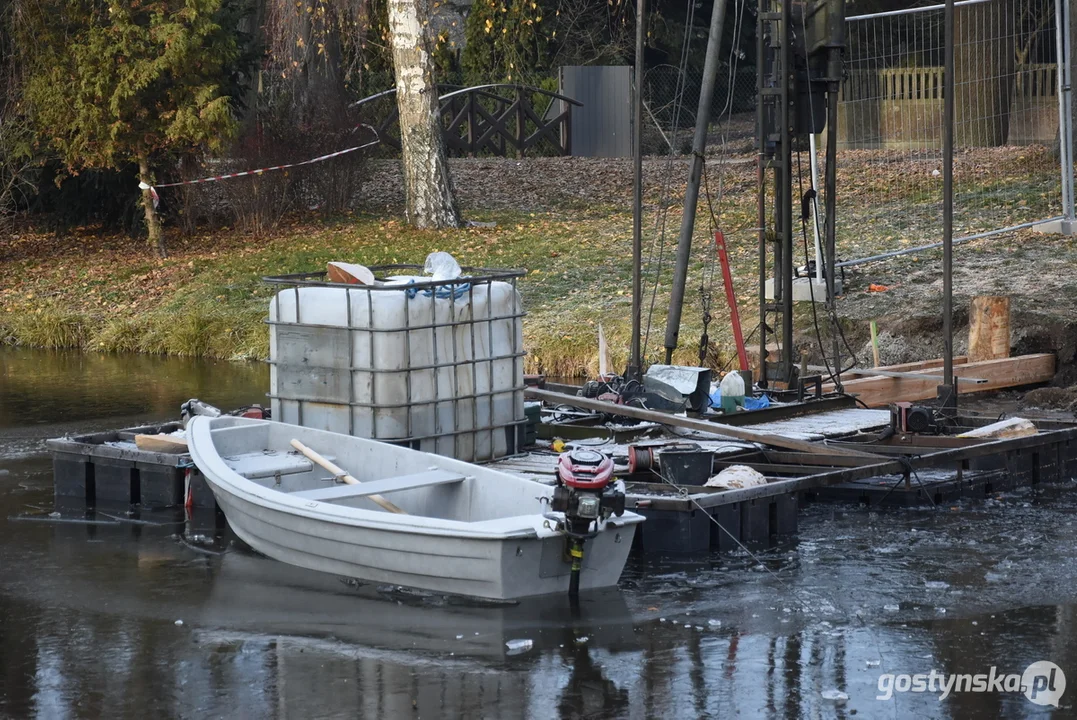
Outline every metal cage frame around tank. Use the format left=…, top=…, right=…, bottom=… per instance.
left=263, top=265, right=529, bottom=461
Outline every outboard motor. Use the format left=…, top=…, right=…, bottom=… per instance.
left=551, top=449, right=626, bottom=597
left=180, top=398, right=222, bottom=429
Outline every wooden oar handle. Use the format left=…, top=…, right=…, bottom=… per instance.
left=290, top=439, right=407, bottom=515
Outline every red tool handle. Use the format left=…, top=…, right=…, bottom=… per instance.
left=714, top=231, right=749, bottom=372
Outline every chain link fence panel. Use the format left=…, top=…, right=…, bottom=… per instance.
left=641, top=63, right=758, bottom=154
left=836, top=0, right=1066, bottom=265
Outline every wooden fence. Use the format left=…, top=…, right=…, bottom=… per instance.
left=839, top=64, right=1058, bottom=149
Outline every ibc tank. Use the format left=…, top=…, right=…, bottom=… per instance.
left=266, top=266, right=527, bottom=462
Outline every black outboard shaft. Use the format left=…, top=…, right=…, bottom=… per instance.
left=552, top=449, right=626, bottom=597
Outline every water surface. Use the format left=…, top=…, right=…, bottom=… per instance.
left=1, top=347, right=1075, bottom=718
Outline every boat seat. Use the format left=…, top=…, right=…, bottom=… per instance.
left=223, top=451, right=315, bottom=480
left=211, top=423, right=273, bottom=458
left=289, top=469, right=468, bottom=503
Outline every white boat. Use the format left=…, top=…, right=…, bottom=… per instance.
left=186, top=416, right=643, bottom=600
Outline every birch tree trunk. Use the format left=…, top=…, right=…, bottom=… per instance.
left=138, top=155, right=166, bottom=258
left=388, top=0, right=462, bottom=228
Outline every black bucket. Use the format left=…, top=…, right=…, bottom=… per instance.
left=660, top=444, right=714, bottom=486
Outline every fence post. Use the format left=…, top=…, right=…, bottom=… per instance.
left=1058, top=0, right=1076, bottom=231
left=563, top=103, right=573, bottom=156
left=1055, top=0, right=1072, bottom=229
left=497, top=95, right=507, bottom=155
left=467, top=92, right=476, bottom=157
left=515, top=86, right=525, bottom=160
left=1037, top=0, right=1076, bottom=235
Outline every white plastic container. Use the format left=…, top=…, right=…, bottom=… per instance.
left=269, top=275, right=526, bottom=462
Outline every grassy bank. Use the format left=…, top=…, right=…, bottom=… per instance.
left=0, top=209, right=741, bottom=376
left=0, top=146, right=1070, bottom=376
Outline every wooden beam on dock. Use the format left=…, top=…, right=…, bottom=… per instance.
left=524, top=388, right=875, bottom=457
left=821, top=353, right=1055, bottom=407
left=876, top=356, right=968, bottom=372
left=826, top=367, right=988, bottom=385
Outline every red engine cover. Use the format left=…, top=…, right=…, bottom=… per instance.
left=556, top=449, right=614, bottom=490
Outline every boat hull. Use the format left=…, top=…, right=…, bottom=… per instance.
left=213, top=487, right=636, bottom=599
left=189, top=417, right=641, bottom=600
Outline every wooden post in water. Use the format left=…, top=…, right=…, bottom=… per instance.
left=968, top=296, right=1010, bottom=363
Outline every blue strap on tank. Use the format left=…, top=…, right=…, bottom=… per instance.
left=404, top=280, right=471, bottom=299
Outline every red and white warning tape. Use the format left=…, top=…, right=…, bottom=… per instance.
left=138, top=128, right=381, bottom=208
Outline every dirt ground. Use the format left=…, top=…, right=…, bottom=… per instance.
left=834, top=230, right=1077, bottom=386
left=355, top=147, right=1077, bottom=385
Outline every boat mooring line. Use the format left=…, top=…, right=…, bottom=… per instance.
left=653, top=468, right=821, bottom=612
left=654, top=471, right=893, bottom=670
left=7, top=514, right=122, bottom=526
left=176, top=536, right=231, bottom=556
left=96, top=511, right=186, bottom=527
left=874, top=457, right=939, bottom=510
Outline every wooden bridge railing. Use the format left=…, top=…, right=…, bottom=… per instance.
left=353, top=84, right=583, bottom=158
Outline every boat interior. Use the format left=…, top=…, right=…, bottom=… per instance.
left=203, top=417, right=554, bottom=524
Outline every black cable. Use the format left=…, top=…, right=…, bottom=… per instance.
left=718, top=322, right=762, bottom=373
left=912, top=467, right=938, bottom=510
left=700, top=161, right=724, bottom=296
left=794, top=149, right=865, bottom=376
left=795, top=149, right=855, bottom=387
left=696, top=0, right=751, bottom=372
left=696, top=161, right=725, bottom=367
left=875, top=457, right=938, bottom=511
left=847, top=394, right=872, bottom=410
left=787, top=2, right=866, bottom=390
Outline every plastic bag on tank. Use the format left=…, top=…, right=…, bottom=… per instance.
left=423, top=251, right=462, bottom=281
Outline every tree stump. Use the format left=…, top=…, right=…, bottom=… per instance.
left=968, top=296, right=1010, bottom=363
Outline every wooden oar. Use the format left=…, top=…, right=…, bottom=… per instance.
left=525, top=388, right=875, bottom=457
left=289, top=439, right=407, bottom=515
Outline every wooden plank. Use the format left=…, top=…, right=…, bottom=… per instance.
left=836, top=367, right=987, bottom=384
left=872, top=356, right=969, bottom=372
left=712, top=461, right=833, bottom=476
left=968, top=296, right=1010, bottom=363
left=674, top=460, right=906, bottom=508
left=764, top=450, right=883, bottom=467
left=908, top=425, right=1077, bottom=466
left=134, top=434, right=188, bottom=454
left=629, top=425, right=1077, bottom=511
left=807, top=356, right=977, bottom=386
left=739, top=408, right=891, bottom=438
left=524, top=388, right=876, bottom=457
left=821, top=354, right=1054, bottom=407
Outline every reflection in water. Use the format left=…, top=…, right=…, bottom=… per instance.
left=4, top=347, right=1077, bottom=717
left=0, top=346, right=268, bottom=431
